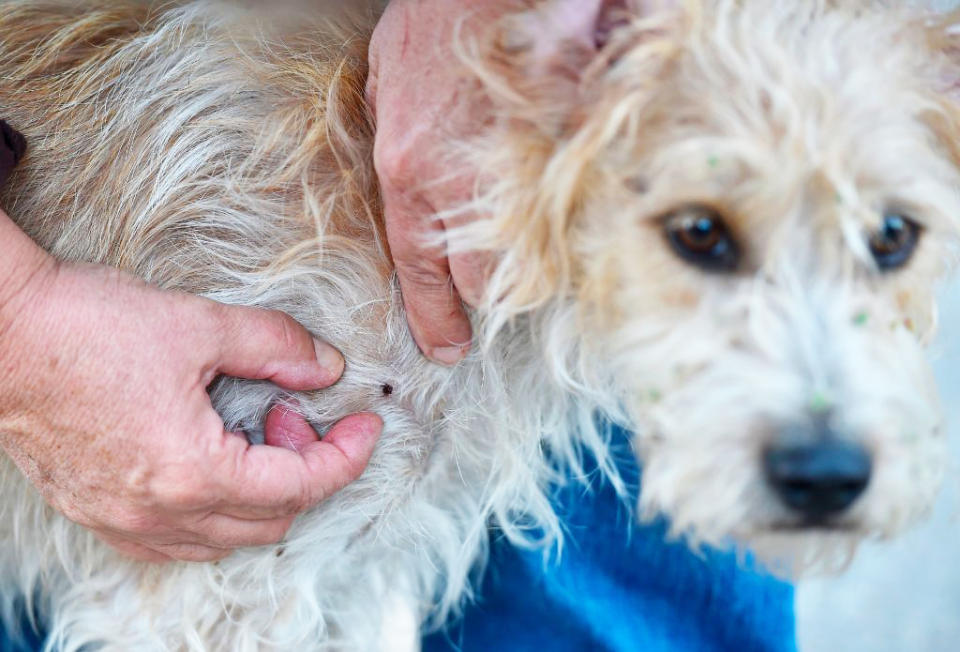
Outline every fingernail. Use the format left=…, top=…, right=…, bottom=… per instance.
left=314, top=339, right=345, bottom=377
left=431, top=346, right=467, bottom=366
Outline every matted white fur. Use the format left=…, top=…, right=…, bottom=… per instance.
left=0, top=0, right=958, bottom=650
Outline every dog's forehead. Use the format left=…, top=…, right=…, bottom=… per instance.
left=666, top=12, right=931, bottom=150
left=612, top=4, right=960, bottom=234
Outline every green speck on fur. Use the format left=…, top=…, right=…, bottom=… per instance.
left=853, top=311, right=869, bottom=327
left=809, top=391, right=831, bottom=414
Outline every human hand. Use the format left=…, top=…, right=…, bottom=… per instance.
left=368, top=0, right=511, bottom=365
left=0, top=231, right=382, bottom=563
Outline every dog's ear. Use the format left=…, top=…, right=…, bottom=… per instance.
left=471, top=0, right=681, bottom=128
left=922, top=10, right=960, bottom=167
left=502, top=0, right=676, bottom=75
left=930, top=10, right=960, bottom=98
left=513, top=0, right=629, bottom=66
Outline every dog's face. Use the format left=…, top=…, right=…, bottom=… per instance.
left=463, top=0, right=960, bottom=571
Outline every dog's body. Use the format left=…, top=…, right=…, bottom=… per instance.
left=0, top=1, right=958, bottom=650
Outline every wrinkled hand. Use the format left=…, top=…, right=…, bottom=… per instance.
left=0, top=230, right=382, bottom=563
left=368, top=0, right=511, bottom=365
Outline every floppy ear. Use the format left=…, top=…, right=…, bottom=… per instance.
left=929, top=8, right=960, bottom=95
left=503, top=0, right=680, bottom=74
left=474, top=0, right=679, bottom=119
left=515, top=0, right=629, bottom=64
left=921, top=10, right=960, bottom=164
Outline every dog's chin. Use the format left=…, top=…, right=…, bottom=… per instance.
left=741, top=527, right=875, bottom=579
left=649, top=505, right=891, bottom=580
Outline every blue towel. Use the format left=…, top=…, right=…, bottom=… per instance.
left=424, top=429, right=797, bottom=652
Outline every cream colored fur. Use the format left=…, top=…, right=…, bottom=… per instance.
left=0, top=0, right=958, bottom=650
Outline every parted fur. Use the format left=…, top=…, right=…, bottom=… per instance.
left=0, top=1, right=958, bottom=650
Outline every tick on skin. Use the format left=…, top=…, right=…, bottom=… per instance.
left=381, top=384, right=394, bottom=397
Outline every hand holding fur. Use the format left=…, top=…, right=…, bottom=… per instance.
left=0, top=216, right=381, bottom=563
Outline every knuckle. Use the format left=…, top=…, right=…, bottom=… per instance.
left=110, top=510, right=158, bottom=536
left=388, top=234, right=432, bottom=268
left=288, top=481, right=314, bottom=515
left=273, top=311, right=304, bottom=353
left=395, top=259, right=453, bottom=292
left=286, top=497, right=309, bottom=517
left=200, top=296, right=231, bottom=333
left=255, top=309, right=306, bottom=356
left=270, top=498, right=305, bottom=519
left=374, top=137, right=416, bottom=186
left=154, top=475, right=208, bottom=510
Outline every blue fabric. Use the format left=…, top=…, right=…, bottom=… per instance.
left=0, top=432, right=796, bottom=652
left=424, top=429, right=797, bottom=652
left=0, top=602, right=44, bottom=652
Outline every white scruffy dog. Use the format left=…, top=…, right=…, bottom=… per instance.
left=0, top=0, right=957, bottom=650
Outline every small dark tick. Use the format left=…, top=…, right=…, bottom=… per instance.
left=382, top=384, right=394, bottom=397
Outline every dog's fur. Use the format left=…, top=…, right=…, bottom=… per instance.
left=0, top=0, right=958, bottom=650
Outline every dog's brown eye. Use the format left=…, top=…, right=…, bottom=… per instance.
left=664, top=207, right=740, bottom=273
left=869, top=213, right=921, bottom=271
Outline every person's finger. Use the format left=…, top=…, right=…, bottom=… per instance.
left=95, top=532, right=173, bottom=564
left=217, top=413, right=383, bottom=518
left=383, top=196, right=473, bottom=365
left=208, top=302, right=344, bottom=390
left=191, top=513, right=295, bottom=549
left=264, top=403, right=320, bottom=454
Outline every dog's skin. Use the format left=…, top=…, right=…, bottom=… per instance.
left=0, top=0, right=958, bottom=649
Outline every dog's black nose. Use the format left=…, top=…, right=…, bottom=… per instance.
left=764, top=440, right=871, bottom=519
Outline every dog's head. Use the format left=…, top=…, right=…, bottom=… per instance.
left=454, top=0, right=960, bottom=572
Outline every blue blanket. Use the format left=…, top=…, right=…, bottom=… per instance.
left=424, top=430, right=796, bottom=652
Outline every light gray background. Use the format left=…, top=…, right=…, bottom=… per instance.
left=797, top=283, right=960, bottom=652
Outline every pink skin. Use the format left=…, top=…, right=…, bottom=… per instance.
left=265, top=403, right=331, bottom=455
left=0, top=210, right=382, bottom=563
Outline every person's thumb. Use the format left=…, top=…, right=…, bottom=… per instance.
left=208, top=301, right=345, bottom=390
left=218, top=413, right=383, bottom=515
